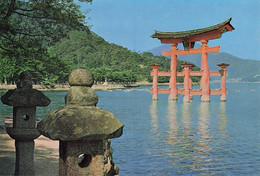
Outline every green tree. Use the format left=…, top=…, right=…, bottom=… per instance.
left=91, top=67, right=108, bottom=83
left=0, top=49, right=72, bottom=85
left=0, top=54, right=16, bottom=84
left=0, top=0, right=91, bottom=84
left=0, top=0, right=92, bottom=55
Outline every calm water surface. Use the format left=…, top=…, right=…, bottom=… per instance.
left=1, top=83, right=260, bottom=175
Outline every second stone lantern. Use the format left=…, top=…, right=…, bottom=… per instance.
left=37, top=68, right=124, bottom=176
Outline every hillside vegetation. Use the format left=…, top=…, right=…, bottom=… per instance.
left=0, top=0, right=200, bottom=86
left=49, top=30, right=200, bottom=84
left=0, top=30, right=200, bottom=85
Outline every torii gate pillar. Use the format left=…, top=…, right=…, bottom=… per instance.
left=151, top=65, right=160, bottom=100
left=182, top=64, right=194, bottom=102
left=200, top=40, right=210, bottom=102
left=218, top=63, right=229, bottom=102
left=169, top=43, right=178, bottom=100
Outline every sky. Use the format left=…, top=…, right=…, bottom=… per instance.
left=80, top=0, right=260, bottom=61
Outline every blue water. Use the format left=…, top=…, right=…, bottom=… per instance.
left=1, top=83, right=260, bottom=175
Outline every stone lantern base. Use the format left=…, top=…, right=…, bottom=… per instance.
left=59, top=140, right=119, bottom=176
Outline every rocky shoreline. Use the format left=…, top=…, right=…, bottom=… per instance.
left=0, top=83, right=141, bottom=91
left=0, top=82, right=181, bottom=91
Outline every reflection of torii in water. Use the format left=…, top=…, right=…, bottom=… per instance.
left=149, top=99, right=229, bottom=173
left=150, top=18, right=234, bottom=102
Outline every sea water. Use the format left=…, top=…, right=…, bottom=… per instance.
left=0, top=83, right=259, bottom=175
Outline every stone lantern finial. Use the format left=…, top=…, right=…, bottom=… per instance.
left=68, top=68, right=94, bottom=87
left=16, top=71, right=33, bottom=90
left=37, top=68, right=124, bottom=176
left=65, top=68, right=98, bottom=106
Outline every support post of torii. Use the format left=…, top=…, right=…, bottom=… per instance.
left=169, top=43, right=178, bottom=100
left=218, top=63, right=229, bottom=102
left=189, top=76, right=193, bottom=100
left=151, top=65, right=160, bottom=100
left=200, top=40, right=210, bottom=102
left=182, top=64, right=194, bottom=102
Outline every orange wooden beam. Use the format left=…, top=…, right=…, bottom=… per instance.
left=210, top=89, right=221, bottom=95
left=210, top=71, right=221, bottom=76
left=151, top=71, right=171, bottom=77
left=190, top=71, right=202, bottom=76
left=150, top=88, right=228, bottom=96
left=151, top=71, right=183, bottom=77
left=162, top=46, right=220, bottom=56
left=177, top=72, right=184, bottom=77
left=159, top=72, right=171, bottom=77
left=151, top=71, right=221, bottom=77
left=219, top=24, right=234, bottom=33
left=162, top=50, right=172, bottom=56
left=190, top=89, right=202, bottom=95
left=188, top=30, right=221, bottom=42
left=160, top=38, right=183, bottom=44
left=150, top=88, right=170, bottom=94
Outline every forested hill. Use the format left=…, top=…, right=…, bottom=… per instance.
left=0, top=29, right=200, bottom=85
left=49, top=30, right=200, bottom=84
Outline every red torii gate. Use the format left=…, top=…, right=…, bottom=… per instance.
left=150, top=18, right=234, bottom=102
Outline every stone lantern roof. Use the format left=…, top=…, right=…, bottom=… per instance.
left=38, top=106, right=123, bottom=141
left=1, top=71, right=50, bottom=107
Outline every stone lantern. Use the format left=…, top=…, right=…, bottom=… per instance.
left=1, top=71, right=51, bottom=176
left=37, top=68, right=124, bottom=176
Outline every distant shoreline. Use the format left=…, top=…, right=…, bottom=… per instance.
left=0, top=83, right=140, bottom=91
left=0, top=81, right=259, bottom=91
left=0, top=82, right=169, bottom=91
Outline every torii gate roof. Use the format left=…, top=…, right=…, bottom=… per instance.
left=151, top=18, right=235, bottom=43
